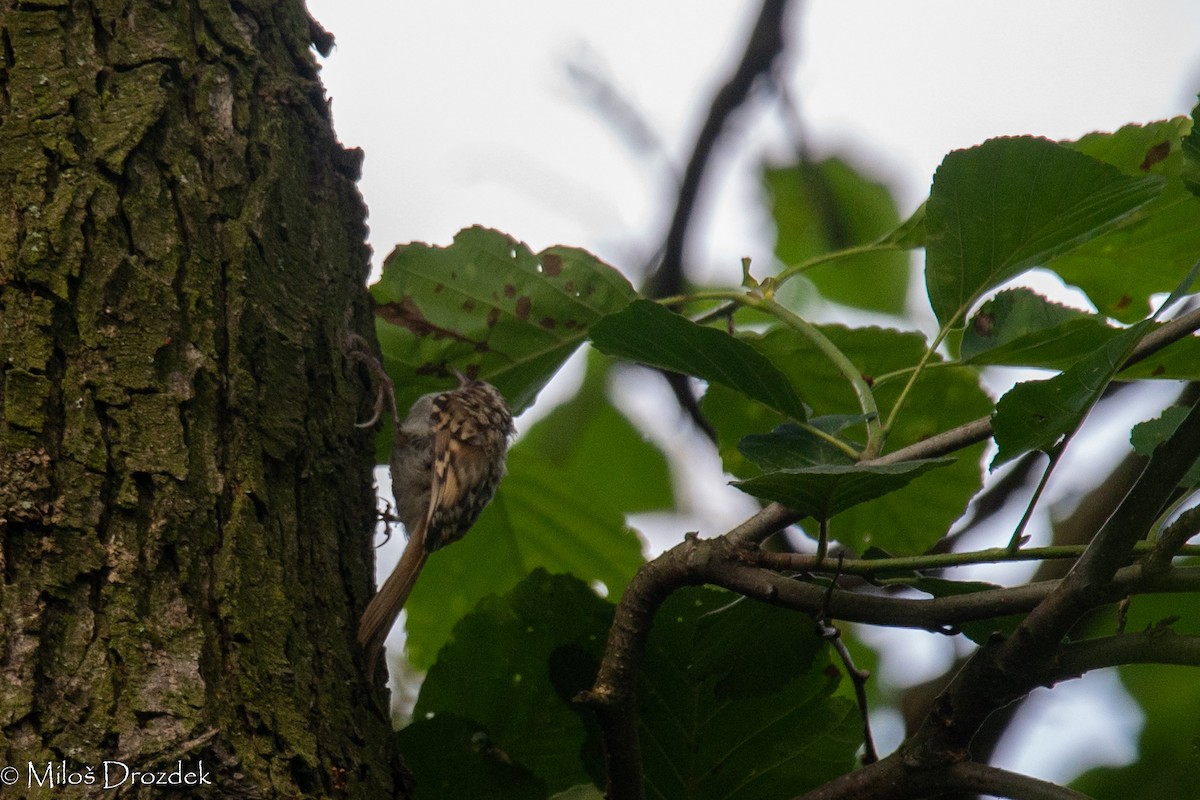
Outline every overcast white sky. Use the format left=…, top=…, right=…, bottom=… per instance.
left=305, top=0, right=1200, bottom=788
left=307, top=1, right=1200, bottom=282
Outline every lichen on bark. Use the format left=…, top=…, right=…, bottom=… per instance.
left=0, top=2, right=404, bottom=796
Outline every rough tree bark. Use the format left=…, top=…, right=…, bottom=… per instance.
left=0, top=2, right=404, bottom=796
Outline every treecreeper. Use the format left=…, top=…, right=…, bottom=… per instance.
left=357, top=369, right=514, bottom=677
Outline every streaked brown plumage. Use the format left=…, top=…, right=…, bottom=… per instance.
left=358, top=372, right=514, bottom=676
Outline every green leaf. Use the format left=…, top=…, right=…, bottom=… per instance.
left=765, top=157, right=910, bottom=314
left=924, top=136, right=1164, bottom=327
left=991, top=260, right=1199, bottom=467
left=732, top=458, right=956, bottom=521
left=371, top=226, right=636, bottom=418
left=961, top=289, right=1118, bottom=370
left=1073, top=662, right=1200, bottom=798
left=688, top=595, right=826, bottom=700
left=1051, top=119, right=1200, bottom=322
left=1073, top=592, right=1200, bottom=798
left=991, top=320, right=1153, bottom=467
left=1050, top=189, right=1200, bottom=322
left=1131, top=405, right=1200, bottom=488
left=1182, top=96, right=1200, bottom=197
left=1070, top=118, right=1188, bottom=176
left=639, top=588, right=860, bottom=800
left=961, top=288, right=1200, bottom=380
left=412, top=571, right=611, bottom=794
left=737, top=421, right=865, bottom=470
left=746, top=325, right=990, bottom=554
left=1118, top=335, right=1200, bottom=381
left=518, top=351, right=673, bottom=513
left=403, top=436, right=645, bottom=669
left=395, top=714, right=548, bottom=800
left=551, top=787, right=605, bottom=800
left=1132, top=405, right=1191, bottom=457
left=700, top=383, right=788, bottom=479
left=879, top=201, right=926, bottom=249
left=590, top=299, right=808, bottom=420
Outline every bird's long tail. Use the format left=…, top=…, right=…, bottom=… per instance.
left=358, top=532, right=428, bottom=678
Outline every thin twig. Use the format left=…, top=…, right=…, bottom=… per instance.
left=1146, top=503, right=1200, bottom=574
left=1045, top=629, right=1200, bottom=683
left=789, top=753, right=1092, bottom=800
left=899, top=396, right=1200, bottom=769
left=823, top=627, right=877, bottom=764
left=815, top=517, right=830, bottom=565
left=641, top=0, right=794, bottom=446
left=646, top=0, right=793, bottom=299
left=754, top=542, right=1200, bottom=577
left=715, top=558, right=1200, bottom=631
left=1005, top=446, right=1057, bottom=551
left=818, top=555, right=877, bottom=764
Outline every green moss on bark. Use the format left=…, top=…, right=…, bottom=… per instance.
left=0, top=1, right=402, bottom=796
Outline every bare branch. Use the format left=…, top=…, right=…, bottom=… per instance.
left=575, top=540, right=698, bottom=799
left=713, top=557, right=1200, bottom=630
left=821, top=621, right=878, bottom=764
left=790, top=756, right=1092, bottom=800
left=1146, top=503, right=1200, bottom=575
left=640, top=0, right=794, bottom=445
left=754, top=542, right=1200, bottom=578
left=1132, top=304, right=1200, bottom=364
left=727, top=501, right=803, bottom=546
left=645, top=0, right=793, bottom=299
left=900, top=396, right=1200, bottom=767
left=581, top=308, right=1200, bottom=799
left=918, top=762, right=1092, bottom=800
left=1046, top=629, right=1200, bottom=680
left=580, top=519, right=1200, bottom=797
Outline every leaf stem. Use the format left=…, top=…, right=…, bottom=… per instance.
left=664, top=239, right=903, bottom=325
left=796, top=422, right=863, bottom=460
left=757, top=541, right=1200, bottom=578
left=655, top=291, right=880, bottom=454
left=881, top=313, right=961, bottom=440
left=775, top=241, right=903, bottom=286
left=1006, top=443, right=1065, bottom=552
left=759, top=298, right=884, bottom=456
left=815, top=517, right=830, bottom=565
left=657, top=289, right=751, bottom=309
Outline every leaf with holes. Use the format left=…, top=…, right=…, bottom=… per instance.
left=1052, top=119, right=1200, bottom=321
left=371, top=226, right=636, bottom=420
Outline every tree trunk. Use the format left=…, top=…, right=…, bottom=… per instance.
left=0, top=2, right=403, bottom=796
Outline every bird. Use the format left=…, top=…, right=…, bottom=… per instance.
left=357, top=371, right=514, bottom=677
